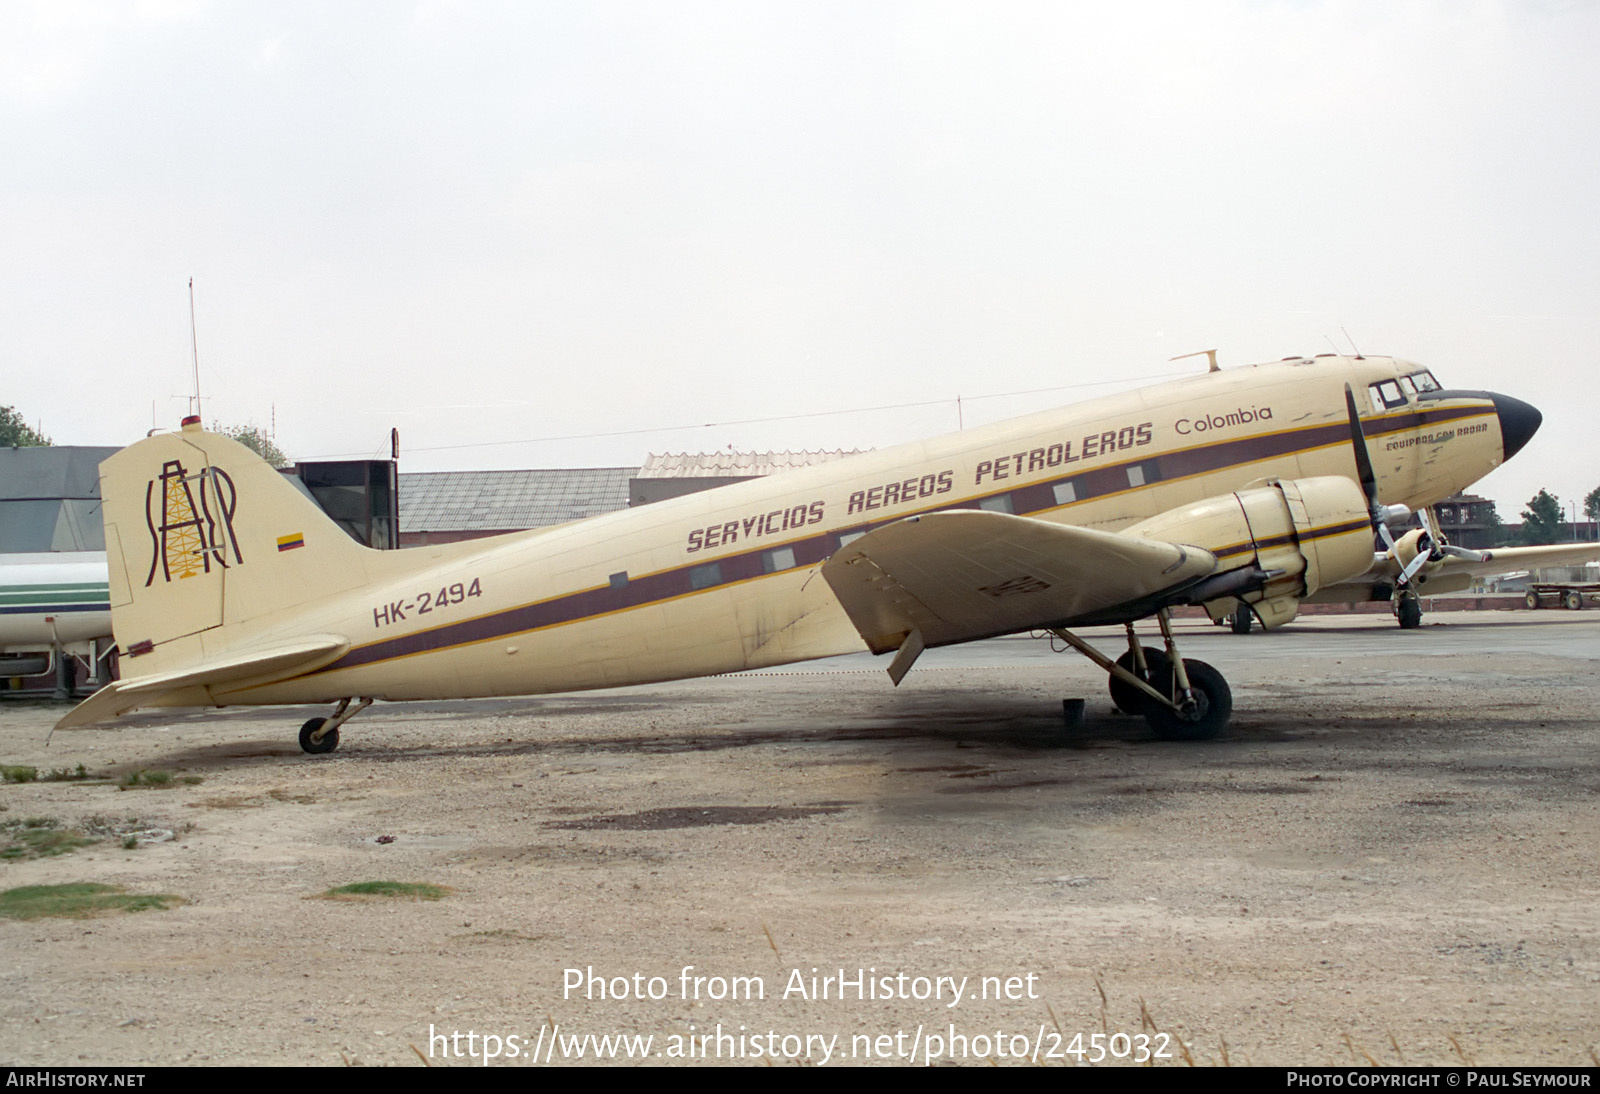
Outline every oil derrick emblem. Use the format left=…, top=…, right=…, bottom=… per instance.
left=144, top=460, right=242, bottom=585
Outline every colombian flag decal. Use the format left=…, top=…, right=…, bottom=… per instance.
left=276, top=533, right=305, bottom=552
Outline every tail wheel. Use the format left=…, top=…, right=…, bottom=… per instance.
left=299, top=717, right=339, bottom=754
left=1109, top=647, right=1171, bottom=715
left=1143, top=659, right=1232, bottom=741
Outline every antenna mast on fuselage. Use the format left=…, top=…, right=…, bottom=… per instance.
left=188, top=278, right=203, bottom=420
left=1170, top=348, right=1220, bottom=373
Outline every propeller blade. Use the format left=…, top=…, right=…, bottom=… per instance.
left=1344, top=383, right=1418, bottom=583
left=1398, top=536, right=1434, bottom=584
left=1343, top=383, right=1379, bottom=513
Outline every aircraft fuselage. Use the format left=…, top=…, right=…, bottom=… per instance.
left=189, top=354, right=1519, bottom=709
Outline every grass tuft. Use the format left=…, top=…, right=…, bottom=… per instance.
left=116, top=770, right=200, bottom=790
left=1, top=817, right=96, bottom=861
left=119, top=769, right=173, bottom=789
left=40, top=764, right=97, bottom=782
left=2, top=765, right=38, bottom=783
left=318, top=880, right=451, bottom=902
left=0, top=882, right=184, bottom=920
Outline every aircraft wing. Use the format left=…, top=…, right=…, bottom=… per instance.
left=820, top=510, right=1217, bottom=667
left=53, top=635, right=350, bottom=730
left=1340, top=542, right=1600, bottom=588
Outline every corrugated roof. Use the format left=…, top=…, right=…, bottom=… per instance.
left=638, top=449, right=866, bottom=478
left=398, top=468, right=636, bottom=532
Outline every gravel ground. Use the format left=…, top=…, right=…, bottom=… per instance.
left=1, top=612, right=1597, bottom=1067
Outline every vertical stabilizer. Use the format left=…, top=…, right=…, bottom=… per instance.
left=100, top=420, right=376, bottom=681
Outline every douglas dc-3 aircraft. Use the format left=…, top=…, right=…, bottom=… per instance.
left=55, top=353, right=1598, bottom=751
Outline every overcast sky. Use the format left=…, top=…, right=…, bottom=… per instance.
left=5, top=0, right=1597, bottom=518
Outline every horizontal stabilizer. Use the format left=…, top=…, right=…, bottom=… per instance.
left=820, top=510, right=1216, bottom=655
left=53, top=635, right=350, bottom=730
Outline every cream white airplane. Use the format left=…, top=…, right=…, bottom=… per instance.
left=56, top=353, right=1595, bottom=751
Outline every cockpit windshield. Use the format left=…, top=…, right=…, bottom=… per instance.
left=1402, top=369, right=1441, bottom=393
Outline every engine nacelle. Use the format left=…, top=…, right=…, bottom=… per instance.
left=1126, top=476, right=1374, bottom=628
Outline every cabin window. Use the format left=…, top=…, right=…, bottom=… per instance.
left=1405, top=369, right=1441, bottom=393
left=609, top=571, right=628, bottom=589
left=688, top=562, right=722, bottom=590
left=1368, top=379, right=1407, bottom=413
left=762, top=546, right=796, bottom=573
left=978, top=494, right=1014, bottom=514
left=1126, top=460, right=1161, bottom=489
left=837, top=530, right=866, bottom=548
left=1052, top=481, right=1077, bottom=505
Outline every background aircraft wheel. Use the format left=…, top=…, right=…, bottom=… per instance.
left=1108, top=647, right=1170, bottom=714
left=1230, top=605, right=1253, bottom=634
left=299, top=717, right=339, bottom=754
left=1525, top=591, right=1540, bottom=609
left=1143, top=659, right=1231, bottom=740
left=1565, top=591, right=1584, bottom=610
left=1397, top=596, right=1423, bottom=629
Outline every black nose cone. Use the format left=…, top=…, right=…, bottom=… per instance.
left=1493, top=393, right=1541, bottom=461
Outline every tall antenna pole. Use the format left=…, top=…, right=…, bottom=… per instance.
left=188, top=278, right=203, bottom=418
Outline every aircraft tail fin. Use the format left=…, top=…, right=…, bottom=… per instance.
left=95, top=421, right=382, bottom=684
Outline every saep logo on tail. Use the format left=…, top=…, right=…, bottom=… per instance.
left=144, top=459, right=242, bottom=585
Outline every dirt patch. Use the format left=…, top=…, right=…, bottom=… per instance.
left=1, top=616, right=1598, bottom=1067
left=546, top=804, right=850, bottom=830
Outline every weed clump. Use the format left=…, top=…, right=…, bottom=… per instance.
left=119, top=770, right=172, bottom=789
left=0, top=817, right=95, bottom=861
left=319, top=881, right=451, bottom=902
left=0, top=883, right=184, bottom=920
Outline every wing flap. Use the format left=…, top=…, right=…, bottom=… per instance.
left=53, top=634, right=350, bottom=730
left=820, top=511, right=1216, bottom=654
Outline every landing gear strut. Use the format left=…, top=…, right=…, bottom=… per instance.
left=1054, top=612, right=1233, bottom=740
left=298, top=697, right=373, bottom=754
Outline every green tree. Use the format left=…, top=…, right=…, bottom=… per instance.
left=1519, top=488, right=1564, bottom=545
left=214, top=422, right=288, bottom=467
left=1480, top=502, right=1513, bottom=548
left=1585, top=485, right=1600, bottom=522
left=0, top=405, right=51, bottom=447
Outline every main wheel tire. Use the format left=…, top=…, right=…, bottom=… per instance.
left=1143, top=658, right=1232, bottom=741
left=1108, top=647, right=1171, bottom=715
left=1230, top=605, right=1253, bottom=634
left=1525, top=591, right=1541, bottom=610
left=1565, top=591, right=1584, bottom=610
left=1397, top=595, right=1423, bottom=629
left=299, top=717, right=339, bottom=754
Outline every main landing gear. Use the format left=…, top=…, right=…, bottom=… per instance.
left=1051, top=610, right=1233, bottom=740
left=298, top=697, right=373, bottom=754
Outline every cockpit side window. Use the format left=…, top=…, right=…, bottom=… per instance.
left=1368, top=379, right=1408, bottom=413
left=1405, top=369, right=1441, bottom=393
